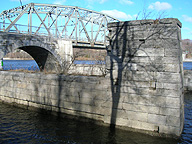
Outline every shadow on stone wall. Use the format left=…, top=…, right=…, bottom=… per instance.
left=107, top=19, right=183, bottom=135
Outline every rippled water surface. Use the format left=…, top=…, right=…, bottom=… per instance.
left=179, top=92, right=192, bottom=144
left=183, top=62, right=192, bottom=70
left=2, top=60, right=39, bottom=71
left=2, top=60, right=191, bottom=70
left=0, top=103, right=179, bottom=144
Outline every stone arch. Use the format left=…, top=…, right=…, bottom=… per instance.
left=18, top=46, right=62, bottom=72
left=0, top=33, right=66, bottom=72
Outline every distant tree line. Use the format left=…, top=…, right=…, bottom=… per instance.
left=73, top=48, right=106, bottom=60
left=182, top=39, right=192, bottom=58
left=4, top=49, right=33, bottom=59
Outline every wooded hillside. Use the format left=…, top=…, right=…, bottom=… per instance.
left=182, top=39, right=192, bottom=58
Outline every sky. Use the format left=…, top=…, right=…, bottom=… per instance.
left=0, top=0, right=192, bottom=39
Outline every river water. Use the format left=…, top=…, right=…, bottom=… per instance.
left=0, top=60, right=192, bottom=143
left=2, top=60, right=191, bottom=71
left=2, top=60, right=105, bottom=71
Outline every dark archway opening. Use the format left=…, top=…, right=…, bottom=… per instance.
left=3, top=46, right=61, bottom=73
left=20, top=46, right=61, bottom=72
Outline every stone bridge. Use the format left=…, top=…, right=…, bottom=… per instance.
left=0, top=32, right=73, bottom=72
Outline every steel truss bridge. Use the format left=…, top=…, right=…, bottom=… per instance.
left=0, top=3, right=120, bottom=48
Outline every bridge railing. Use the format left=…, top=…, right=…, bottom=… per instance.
left=0, top=22, right=106, bottom=47
left=0, top=22, right=55, bottom=36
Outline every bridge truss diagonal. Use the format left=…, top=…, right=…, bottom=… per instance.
left=0, top=3, right=120, bottom=48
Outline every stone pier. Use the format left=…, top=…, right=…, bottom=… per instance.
left=105, top=18, right=184, bottom=136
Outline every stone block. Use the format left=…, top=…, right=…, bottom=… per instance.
left=77, top=96, right=95, bottom=105
left=166, top=115, right=181, bottom=127
left=92, top=90, right=110, bottom=101
left=122, top=103, right=159, bottom=114
left=156, top=72, right=181, bottom=83
left=122, top=87, right=150, bottom=96
left=159, top=125, right=181, bottom=136
left=150, top=96, right=166, bottom=107
left=122, top=81, right=154, bottom=88
left=101, top=101, right=123, bottom=109
left=136, top=63, right=181, bottom=73
left=131, top=120, right=159, bottom=132
left=135, top=48, right=164, bottom=57
left=123, top=73, right=149, bottom=82
left=103, top=115, right=131, bottom=126
left=162, top=57, right=181, bottom=64
left=156, top=82, right=182, bottom=90
left=148, top=114, right=167, bottom=125
left=149, top=88, right=181, bottom=98
left=127, top=111, right=148, bottom=122
left=129, top=94, right=152, bottom=105
left=115, top=118, right=131, bottom=126
left=166, top=97, right=180, bottom=108
left=159, top=107, right=180, bottom=117
left=165, top=49, right=181, bottom=57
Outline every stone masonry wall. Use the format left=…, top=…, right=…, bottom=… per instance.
left=105, top=18, right=184, bottom=136
left=0, top=71, right=110, bottom=120
left=68, top=64, right=106, bottom=76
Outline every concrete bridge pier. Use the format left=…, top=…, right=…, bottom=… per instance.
left=56, top=40, right=73, bottom=73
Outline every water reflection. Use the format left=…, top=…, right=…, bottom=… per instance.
left=179, top=92, right=192, bottom=144
left=0, top=102, right=180, bottom=144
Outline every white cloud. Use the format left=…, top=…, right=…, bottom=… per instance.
left=182, top=27, right=192, bottom=38
left=10, top=0, right=29, bottom=2
left=119, top=0, right=133, bottom=5
left=101, top=9, right=135, bottom=20
left=148, top=1, right=172, bottom=11
left=85, top=0, right=107, bottom=8
left=99, top=0, right=107, bottom=4
left=86, top=0, right=107, bottom=4
left=183, top=27, right=191, bottom=31
left=182, top=15, right=192, bottom=23
left=53, top=0, right=66, bottom=5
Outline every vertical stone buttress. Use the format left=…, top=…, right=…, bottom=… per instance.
left=106, top=18, right=184, bottom=136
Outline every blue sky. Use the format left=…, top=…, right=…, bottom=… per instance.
left=0, top=0, right=192, bottom=39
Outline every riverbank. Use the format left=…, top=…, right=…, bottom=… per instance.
left=183, top=58, right=192, bottom=62
left=2, top=58, right=33, bottom=60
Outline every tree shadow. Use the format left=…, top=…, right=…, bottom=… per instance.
left=107, top=19, right=183, bottom=136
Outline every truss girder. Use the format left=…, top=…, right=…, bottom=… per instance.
left=0, top=3, right=120, bottom=47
